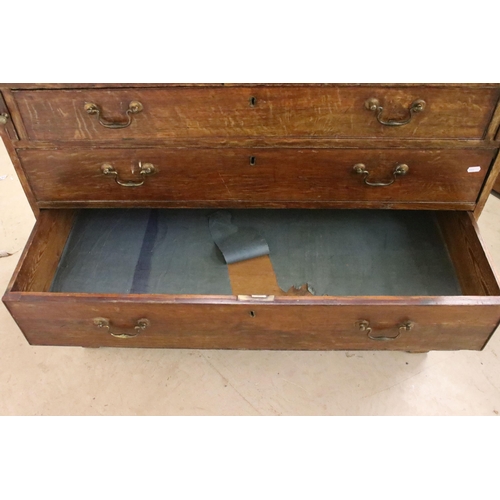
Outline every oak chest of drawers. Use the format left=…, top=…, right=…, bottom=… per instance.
left=2, top=83, right=500, bottom=351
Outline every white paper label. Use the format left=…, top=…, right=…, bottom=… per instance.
left=467, top=166, right=481, bottom=173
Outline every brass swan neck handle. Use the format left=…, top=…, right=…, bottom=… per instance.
left=93, top=318, right=150, bottom=339
left=84, top=101, right=143, bottom=129
left=357, top=320, right=414, bottom=341
left=365, top=98, right=426, bottom=127
left=101, top=162, right=156, bottom=187
left=353, top=163, right=409, bottom=187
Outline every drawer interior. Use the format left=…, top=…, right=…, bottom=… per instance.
left=10, top=209, right=500, bottom=298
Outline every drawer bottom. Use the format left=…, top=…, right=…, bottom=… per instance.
left=50, top=209, right=462, bottom=297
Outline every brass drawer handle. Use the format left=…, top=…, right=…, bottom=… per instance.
left=365, top=97, right=426, bottom=126
left=84, top=100, right=143, bottom=129
left=93, top=317, right=150, bottom=339
left=353, top=163, right=409, bottom=187
left=357, top=320, right=414, bottom=341
left=0, top=113, right=8, bottom=125
left=101, top=162, right=156, bottom=187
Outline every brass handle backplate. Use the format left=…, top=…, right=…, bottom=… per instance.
left=0, top=113, right=8, bottom=125
left=84, top=101, right=143, bottom=129
left=101, top=162, right=156, bottom=187
left=357, top=319, right=414, bottom=341
left=93, top=317, right=150, bottom=339
left=353, top=163, right=409, bottom=187
left=365, top=98, right=426, bottom=126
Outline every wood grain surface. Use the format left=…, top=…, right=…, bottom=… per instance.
left=435, top=211, right=500, bottom=295
left=18, top=148, right=494, bottom=206
left=13, top=87, right=499, bottom=141
left=494, top=175, right=500, bottom=194
left=228, top=256, right=283, bottom=296
left=4, top=295, right=500, bottom=351
left=474, top=150, right=500, bottom=218
left=3, top=83, right=500, bottom=351
left=10, top=210, right=75, bottom=292
left=2, top=83, right=499, bottom=89
left=3, top=209, right=500, bottom=350
left=0, top=91, right=39, bottom=216
left=11, top=138, right=500, bottom=149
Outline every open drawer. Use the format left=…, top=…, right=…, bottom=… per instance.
left=3, top=208, right=500, bottom=351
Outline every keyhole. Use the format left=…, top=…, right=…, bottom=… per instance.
left=249, top=311, right=256, bottom=318
left=249, top=96, right=257, bottom=107
left=249, top=156, right=256, bottom=166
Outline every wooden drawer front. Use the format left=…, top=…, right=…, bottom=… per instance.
left=13, top=87, right=499, bottom=141
left=4, top=298, right=500, bottom=351
left=3, top=209, right=500, bottom=352
left=19, top=148, right=494, bottom=206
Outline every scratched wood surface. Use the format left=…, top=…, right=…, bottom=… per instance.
left=4, top=296, right=500, bottom=351
left=18, top=148, right=494, bottom=206
left=3, top=84, right=500, bottom=89
left=3, top=83, right=500, bottom=352
left=11, top=138, right=500, bottom=149
left=12, top=87, right=499, bottom=141
left=228, top=256, right=284, bottom=296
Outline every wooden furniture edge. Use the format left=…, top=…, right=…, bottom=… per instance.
left=485, top=94, right=500, bottom=140
left=10, top=138, right=500, bottom=149
left=435, top=211, right=500, bottom=295
left=6, top=210, right=76, bottom=293
left=475, top=150, right=500, bottom=217
left=2, top=83, right=499, bottom=90
left=0, top=90, right=38, bottom=216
